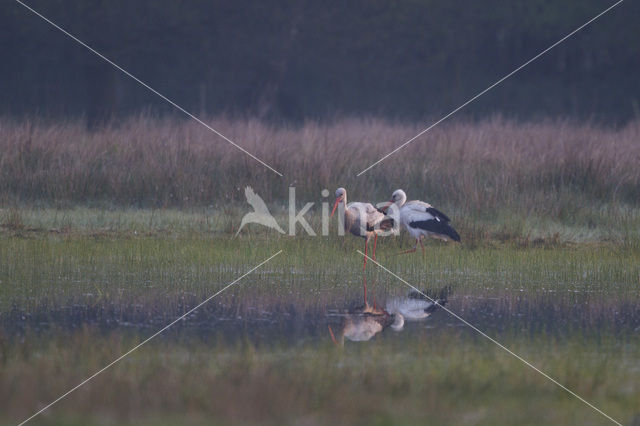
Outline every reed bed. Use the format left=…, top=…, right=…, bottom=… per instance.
left=1, top=116, right=639, bottom=216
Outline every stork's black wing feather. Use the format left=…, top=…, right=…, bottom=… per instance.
left=408, top=286, right=451, bottom=313
left=409, top=219, right=461, bottom=242
left=425, top=207, right=451, bottom=223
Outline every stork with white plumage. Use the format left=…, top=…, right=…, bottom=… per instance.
left=384, top=189, right=460, bottom=254
left=331, top=187, right=395, bottom=267
left=331, top=187, right=395, bottom=304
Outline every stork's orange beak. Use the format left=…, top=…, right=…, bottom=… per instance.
left=331, top=197, right=341, bottom=218
left=380, top=200, right=393, bottom=213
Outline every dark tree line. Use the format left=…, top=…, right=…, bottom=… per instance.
left=2, top=0, right=639, bottom=125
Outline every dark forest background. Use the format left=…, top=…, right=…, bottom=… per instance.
left=2, top=0, right=639, bottom=126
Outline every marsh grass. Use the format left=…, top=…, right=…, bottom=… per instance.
left=1, top=204, right=639, bottom=248
left=1, top=232, right=638, bottom=325
left=1, top=116, right=639, bottom=214
left=0, top=207, right=24, bottom=230
left=2, top=117, right=640, bottom=248
left=1, top=327, right=638, bottom=425
left=1, top=229, right=639, bottom=424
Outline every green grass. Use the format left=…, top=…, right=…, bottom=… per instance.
left=3, top=203, right=640, bottom=246
left=1, top=329, right=639, bottom=425
left=1, top=227, right=638, bottom=309
left=1, top=207, right=638, bottom=315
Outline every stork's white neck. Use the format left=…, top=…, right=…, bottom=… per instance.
left=394, top=190, right=407, bottom=207
left=391, top=313, right=405, bottom=331
left=335, top=187, right=348, bottom=207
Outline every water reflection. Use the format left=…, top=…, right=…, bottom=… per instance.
left=328, top=287, right=450, bottom=344
left=386, top=287, right=450, bottom=323
left=3, top=283, right=639, bottom=342
left=328, top=303, right=398, bottom=344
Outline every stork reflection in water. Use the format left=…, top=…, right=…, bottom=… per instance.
left=328, top=286, right=450, bottom=345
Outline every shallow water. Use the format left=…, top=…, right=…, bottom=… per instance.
left=3, top=283, right=638, bottom=346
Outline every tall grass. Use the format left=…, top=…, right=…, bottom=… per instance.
left=1, top=116, right=639, bottom=216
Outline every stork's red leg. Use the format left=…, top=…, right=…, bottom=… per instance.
left=362, top=274, right=368, bottom=305
left=396, top=240, right=418, bottom=255
left=372, top=234, right=378, bottom=260
left=363, top=238, right=368, bottom=271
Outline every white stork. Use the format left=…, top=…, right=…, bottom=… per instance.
left=331, top=187, right=395, bottom=304
left=385, top=189, right=460, bottom=254
left=331, top=187, right=394, bottom=266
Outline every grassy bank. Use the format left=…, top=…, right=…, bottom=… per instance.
left=2, top=330, right=638, bottom=425
left=2, top=204, right=640, bottom=249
